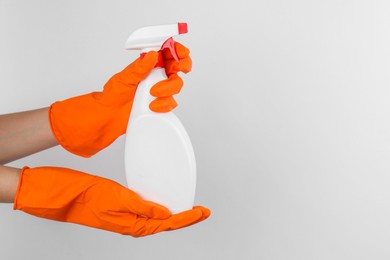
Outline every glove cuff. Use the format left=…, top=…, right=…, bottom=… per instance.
left=49, top=102, right=94, bottom=158
left=48, top=93, right=128, bottom=158
left=13, top=166, right=29, bottom=210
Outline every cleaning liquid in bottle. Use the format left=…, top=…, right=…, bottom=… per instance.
left=124, top=23, right=196, bottom=214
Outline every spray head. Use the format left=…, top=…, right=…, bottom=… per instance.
left=125, top=23, right=188, bottom=64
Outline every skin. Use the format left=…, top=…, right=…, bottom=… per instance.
left=0, top=107, right=58, bottom=202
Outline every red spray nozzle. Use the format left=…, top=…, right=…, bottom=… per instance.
left=178, top=23, right=188, bottom=34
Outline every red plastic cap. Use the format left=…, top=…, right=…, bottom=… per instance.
left=178, top=23, right=188, bottom=34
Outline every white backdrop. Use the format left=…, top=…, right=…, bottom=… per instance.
left=1, top=0, right=390, bottom=259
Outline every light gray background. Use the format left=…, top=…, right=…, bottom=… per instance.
left=1, top=0, right=390, bottom=259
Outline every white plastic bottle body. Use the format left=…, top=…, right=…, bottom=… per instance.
left=124, top=68, right=196, bottom=214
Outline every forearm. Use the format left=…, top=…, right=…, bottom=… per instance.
left=0, top=165, right=20, bottom=202
left=0, top=108, right=58, bottom=164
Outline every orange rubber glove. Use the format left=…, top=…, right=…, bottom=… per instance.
left=49, top=42, right=192, bottom=158
left=149, top=42, right=192, bottom=111
left=14, top=166, right=210, bottom=237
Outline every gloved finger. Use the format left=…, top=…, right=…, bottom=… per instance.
left=149, top=97, right=178, bottom=113
left=119, top=188, right=171, bottom=219
left=173, top=42, right=192, bottom=73
left=112, top=51, right=159, bottom=86
left=163, top=42, right=190, bottom=60
left=150, top=74, right=183, bottom=97
left=163, top=42, right=192, bottom=75
left=164, top=56, right=192, bottom=75
left=160, top=206, right=210, bottom=230
left=175, top=42, right=191, bottom=59
left=187, top=206, right=211, bottom=225
left=178, top=56, right=192, bottom=73
left=131, top=207, right=206, bottom=237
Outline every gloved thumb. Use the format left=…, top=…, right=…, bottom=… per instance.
left=113, top=51, right=159, bottom=87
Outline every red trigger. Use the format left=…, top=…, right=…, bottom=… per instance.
left=140, top=38, right=179, bottom=68
left=161, top=37, right=179, bottom=62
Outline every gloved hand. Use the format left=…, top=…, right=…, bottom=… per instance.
left=149, top=42, right=192, bottom=111
left=49, top=42, right=192, bottom=157
left=14, top=166, right=210, bottom=237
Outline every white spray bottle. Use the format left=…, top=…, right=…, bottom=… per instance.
left=124, top=23, right=196, bottom=214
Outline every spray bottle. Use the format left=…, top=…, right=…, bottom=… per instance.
left=124, top=23, right=196, bottom=214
